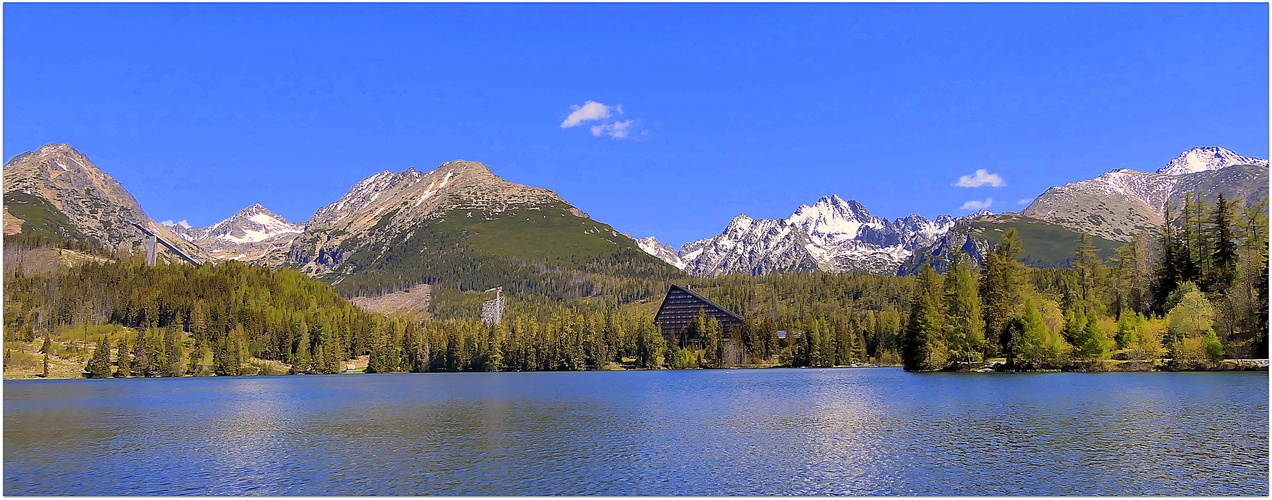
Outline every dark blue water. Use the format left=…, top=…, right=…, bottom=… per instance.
left=4, top=368, right=1267, bottom=495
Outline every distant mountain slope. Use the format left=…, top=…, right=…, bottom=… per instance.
left=3, top=144, right=208, bottom=261
left=1022, top=147, right=1268, bottom=241
left=164, top=204, right=303, bottom=265
left=285, top=160, right=682, bottom=298
left=636, top=195, right=977, bottom=276
left=898, top=212, right=1123, bottom=275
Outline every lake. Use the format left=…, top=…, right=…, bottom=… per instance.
left=4, top=368, right=1267, bottom=495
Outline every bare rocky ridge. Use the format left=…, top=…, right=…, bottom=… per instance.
left=3, top=143, right=208, bottom=261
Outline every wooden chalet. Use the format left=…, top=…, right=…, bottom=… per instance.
left=654, top=284, right=745, bottom=348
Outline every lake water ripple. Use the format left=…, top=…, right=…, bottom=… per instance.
left=5, top=369, right=1267, bottom=495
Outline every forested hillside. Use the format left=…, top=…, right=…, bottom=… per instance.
left=902, top=193, right=1269, bottom=371
left=4, top=191, right=1267, bottom=378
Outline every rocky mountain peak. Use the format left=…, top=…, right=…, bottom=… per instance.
left=3, top=143, right=208, bottom=260
left=438, top=159, right=496, bottom=176
left=202, top=203, right=302, bottom=242
left=726, top=213, right=756, bottom=230
left=1157, top=147, right=1268, bottom=175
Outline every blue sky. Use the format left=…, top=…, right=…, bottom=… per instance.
left=5, top=3, right=1268, bottom=247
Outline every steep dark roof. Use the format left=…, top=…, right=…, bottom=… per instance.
left=655, top=284, right=744, bottom=323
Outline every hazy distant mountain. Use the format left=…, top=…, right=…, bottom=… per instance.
left=1022, top=147, right=1268, bottom=242
left=636, top=195, right=980, bottom=276
left=3, top=143, right=208, bottom=261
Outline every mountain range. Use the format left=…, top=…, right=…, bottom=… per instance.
left=3, top=144, right=1267, bottom=293
left=634, top=195, right=983, bottom=276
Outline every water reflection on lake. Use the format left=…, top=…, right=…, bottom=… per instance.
left=5, top=369, right=1267, bottom=495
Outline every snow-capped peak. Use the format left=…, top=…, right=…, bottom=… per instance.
left=1157, top=147, right=1268, bottom=175
left=203, top=204, right=304, bottom=243
left=785, top=194, right=883, bottom=242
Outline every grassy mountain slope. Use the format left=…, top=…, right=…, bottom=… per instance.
left=899, top=213, right=1121, bottom=275
left=320, top=203, right=684, bottom=303
left=3, top=191, right=94, bottom=244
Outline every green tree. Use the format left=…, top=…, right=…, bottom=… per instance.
left=635, top=321, right=666, bottom=369
left=115, top=334, right=133, bottom=377
left=163, top=323, right=184, bottom=377
left=1076, top=232, right=1108, bottom=313
left=1072, top=311, right=1109, bottom=360
left=1166, top=287, right=1215, bottom=344
left=903, top=262, right=946, bottom=371
left=980, top=228, right=1025, bottom=357
left=943, top=251, right=984, bottom=363
left=1202, top=329, right=1224, bottom=361
left=1000, top=317, right=1025, bottom=367
left=1207, top=192, right=1238, bottom=290
left=85, top=338, right=113, bottom=378
left=367, top=321, right=400, bottom=374
left=697, top=310, right=725, bottom=369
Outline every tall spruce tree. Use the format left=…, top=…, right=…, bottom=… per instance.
left=943, top=251, right=985, bottom=363
left=904, top=262, right=945, bottom=371
left=85, top=338, right=113, bottom=378
left=1208, top=192, right=1238, bottom=290
left=980, top=228, right=1024, bottom=357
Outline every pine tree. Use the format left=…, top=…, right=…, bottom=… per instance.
left=85, top=338, right=113, bottom=378
left=1001, top=317, right=1025, bottom=367
left=115, top=334, right=133, bottom=377
left=1076, top=232, right=1107, bottom=311
left=943, top=251, right=984, bottom=363
left=1207, top=192, right=1238, bottom=290
left=904, top=262, right=945, bottom=371
left=980, top=228, right=1024, bottom=357
left=698, top=310, right=725, bottom=369
left=187, top=338, right=205, bottom=376
left=163, top=323, right=184, bottom=377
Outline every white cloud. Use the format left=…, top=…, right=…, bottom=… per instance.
left=1017, top=198, right=1033, bottom=205
left=160, top=220, right=193, bottom=228
left=954, top=169, right=1006, bottom=188
left=561, top=101, right=619, bottom=128
left=960, top=198, right=993, bottom=211
left=591, top=120, right=633, bottom=139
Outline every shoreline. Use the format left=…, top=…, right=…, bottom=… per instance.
left=7, top=359, right=1268, bottom=380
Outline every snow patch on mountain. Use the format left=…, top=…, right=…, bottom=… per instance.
left=1157, top=147, right=1267, bottom=175
left=635, top=195, right=974, bottom=276
left=631, top=235, right=686, bottom=270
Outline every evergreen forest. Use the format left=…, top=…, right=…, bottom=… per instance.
left=3, top=193, right=1267, bottom=378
